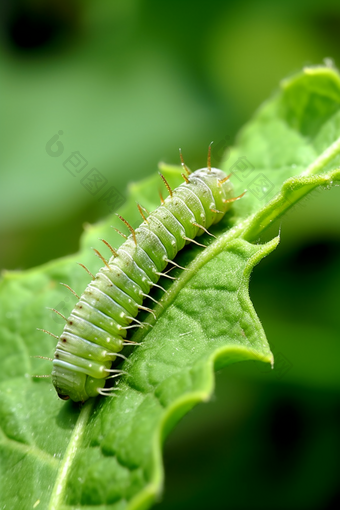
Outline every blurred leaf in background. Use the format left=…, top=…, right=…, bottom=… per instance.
left=0, top=0, right=225, bottom=270
left=2, top=0, right=340, bottom=271
left=1, top=0, right=340, bottom=509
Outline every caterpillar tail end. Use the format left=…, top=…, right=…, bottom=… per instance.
left=52, top=365, right=107, bottom=402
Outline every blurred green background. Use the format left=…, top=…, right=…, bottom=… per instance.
left=1, top=0, right=340, bottom=508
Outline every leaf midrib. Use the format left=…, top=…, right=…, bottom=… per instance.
left=48, top=399, right=95, bottom=510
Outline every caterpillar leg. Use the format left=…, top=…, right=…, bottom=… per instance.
left=151, top=282, right=168, bottom=293
left=141, top=292, right=163, bottom=307
left=182, top=236, right=206, bottom=247
left=191, top=223, right=216, bottom=238
left=105, top=372, right=128, bottom=380
left=97, top=387, right=122, bottom=397
left=164, top=259, right=187, bottom=270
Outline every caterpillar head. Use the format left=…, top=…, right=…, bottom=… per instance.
left=188, top=167, right=235, bottom=225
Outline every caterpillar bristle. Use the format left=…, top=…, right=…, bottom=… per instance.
left=140, top=204, right=150, bottom=215
left=159, top=189, right=165, bottom=205
left=37, top=328, right=59, bottom=340
left=77, top=262, right=95, bottom=280
left=218, top=174, right=232, bottom=186
left=31, top=354, right=53, bottom=361
left=60, top=282, right=80, bottom=299
left=179, top=148, right=191, bottom=174
left=92, top=248, right=111, bottom=269
left=159, top=172, right=173, bottom=197
left=46, top=307, right=67, bottom=322
left=207, top=141, right=213, bottom=171
left=223, top=190, right=247, bottom=203
left=182, top=173, right=190, bottom=184
left=137, top=203, right=149, bottom=223
left=116, top=214, right=137, bottom=245
left=111, top=226, right=128, bottom=240
left=99, top=238, right=118, bottom=257
left=32, top=374, right=51, bottom=378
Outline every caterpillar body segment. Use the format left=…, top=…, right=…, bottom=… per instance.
left=51, top=166, right=235, bottom=402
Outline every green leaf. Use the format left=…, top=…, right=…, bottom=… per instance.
left=1, top=65, right=340, bottom=510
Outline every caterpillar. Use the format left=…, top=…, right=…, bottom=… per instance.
left=40, top=147, right=244, bottom=402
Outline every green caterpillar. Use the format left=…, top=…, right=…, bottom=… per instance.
left=44, top=149, right=243, bottom=402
